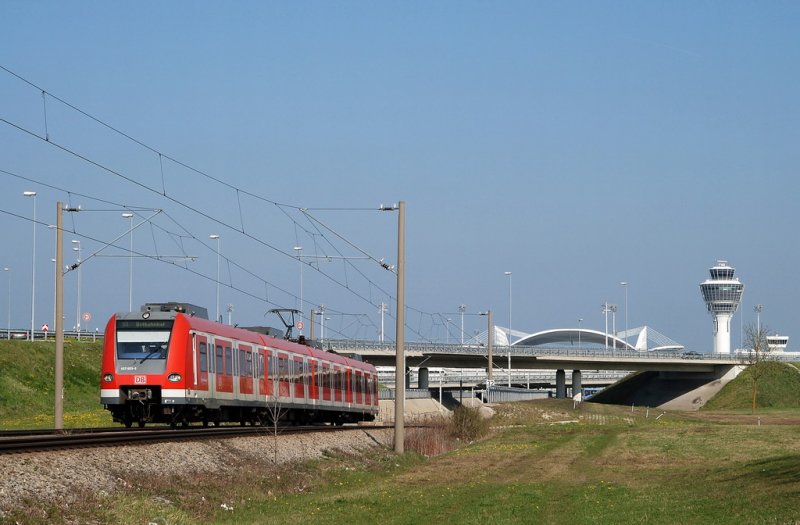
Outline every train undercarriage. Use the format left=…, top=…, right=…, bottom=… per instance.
left=106, top=398, right=375, bottom=429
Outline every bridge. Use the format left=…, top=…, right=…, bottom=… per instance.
left=323, top=340, right=773, bottom=407
left=325, top=340, right=743, bottom=372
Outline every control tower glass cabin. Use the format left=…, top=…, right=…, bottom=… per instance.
left=700, top=260, right=744, bottom=354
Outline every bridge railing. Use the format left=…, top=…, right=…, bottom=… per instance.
left=325, top=340, right=763, bottom=361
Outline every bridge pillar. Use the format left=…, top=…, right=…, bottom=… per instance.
left=571, top=370, right=582, bottom=398
left=556, top=369, right=566, bottom=398
left=418, top=367, right=429, bottom=389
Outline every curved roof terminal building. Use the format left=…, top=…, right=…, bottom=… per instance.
left=700, top=260, right=744, bottom=354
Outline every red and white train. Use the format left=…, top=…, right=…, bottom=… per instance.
left=100, top=303, right=379, bottom=427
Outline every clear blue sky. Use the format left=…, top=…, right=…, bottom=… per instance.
left=1, top=2, right=798, bottom=351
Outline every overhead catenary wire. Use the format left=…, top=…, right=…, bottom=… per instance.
left=0, top=65, right=445, bottom=342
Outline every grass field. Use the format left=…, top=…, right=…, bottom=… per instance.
left=2, top=342, right=800, bottom=524
left=0, top=339, right=107, bottom=428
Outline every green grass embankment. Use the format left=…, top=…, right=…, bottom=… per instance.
left=703, top=361, right=800, bottom=411
left=0, top=339, right=106, bottom=428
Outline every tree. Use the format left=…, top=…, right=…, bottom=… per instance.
left=742, top=323, right=773, bottom=414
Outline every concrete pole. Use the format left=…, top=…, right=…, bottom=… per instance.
left=55, top=202, right=64, bottom=429
left=309, top=308, right=316, bottom=341
left=394, top=201, right=405, bottom=454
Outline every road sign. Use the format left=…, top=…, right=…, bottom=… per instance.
left=41, top=324, right=49, bottom=332
left=296, top=321, right=304, bottom=330
left=82, top=312, right=92, bottom=322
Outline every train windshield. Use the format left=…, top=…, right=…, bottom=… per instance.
left=116, top=320, right=174, bottom=361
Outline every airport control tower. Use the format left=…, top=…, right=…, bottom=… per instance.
left=700, top=260, right=745, bottom=354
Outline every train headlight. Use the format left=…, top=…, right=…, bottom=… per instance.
left=167, top=373, right=182, bottom=383
left=103, top=373, right=113, bottom=383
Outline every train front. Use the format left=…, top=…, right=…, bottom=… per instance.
left=100, top=310, right=190, bottom=427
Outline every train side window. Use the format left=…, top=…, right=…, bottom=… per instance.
left=246, top=351, right=253, bottom=377
left=224, top=347, right=233, bottom=377
left=199, top=342, right=208, bottom=373
left=278, top=355, right=288, bottom=381
left=216, top=345, right=224, bottom=374
left=239, top=349, right=246, bottom=376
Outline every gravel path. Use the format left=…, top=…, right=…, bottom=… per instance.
left=0, top=427, right=391, bottom=514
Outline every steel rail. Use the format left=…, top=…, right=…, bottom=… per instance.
left=0, top=424, right=392, bottom=455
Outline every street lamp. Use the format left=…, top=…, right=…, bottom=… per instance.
left=755, top=304, right=763, bottom=334
left=24, top=191, right=36, bottom=340
left=479, top=310, right=494, bottom=383
left=317, top=304, right=326, bottom=342
left=458, top=304, right=466, bottom=345
left=122, top=213, right=134, bottom=311
left=504, top=271, right=512, bottom=387
left=209, top=235, right=220, bottom=322
left=293, top=246, right=303, bottom=335
left=4, top=267, right=10, bottom=339
left=379, top=302, right=388, bottom=342
left=578, top=318, right=583, bottom=348
left=71, top=240, right=81, bottom=339
left=620, top=282, right=629, bottom=349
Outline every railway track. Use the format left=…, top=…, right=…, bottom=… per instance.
left=0, top=424, right=392, bottom=454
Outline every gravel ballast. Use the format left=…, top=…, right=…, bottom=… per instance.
left=0, top=428, right=392, bottom=513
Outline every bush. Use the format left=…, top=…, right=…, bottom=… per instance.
left=404, top=422, right=452, bottom=457
left=449, top=406, right=489, bottom=442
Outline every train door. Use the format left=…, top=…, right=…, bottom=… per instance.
left=292, top=356, right=304, bottom=400
left=345, top=368, right=353, bottom=404
left=191, top=334, right=209, bottom=392
left=257, top=348, right=269, bottom=397
left=277, top=352, right=290, bottom=399
left=321, top=363, right=331, bottom=402
left=309, top=358, right=318, bottom=402
left=194, top=334, right=210, bottom=394
left=239, top=344, right=254, bottom=397
left=333, top=366, right=342, bottom=403
left=354, top=371, right=363, bottom=405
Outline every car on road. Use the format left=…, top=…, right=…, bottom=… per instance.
left=681, top=351, right=702, bottom=359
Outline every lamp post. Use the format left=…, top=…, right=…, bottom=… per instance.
left=317, top=304, right=325, bottom=342
left=504, top=271, right=512, bottom=387
left=4, top=267, right=10, bottom=339
left=755, top=304, right=763, bottom=334
left=578, top=318, right=583, bottom=348
left=293, top=246, right=303, bottom=335
left=459, top=304, right=466, bottom=345
left=71, top=240, right=81, bottom=339
left=602, top=302, right=610, bottom=349
left=24, top=191, right=36, bottom=341
left=479, top=310, right=494, bottom=383
left=620, top=282, right=628, bottom=348
left=379, top=302, right=388, bottom=342
left=209, top=235, right=220, bottom=322
left=227, top=304, right=234, bottom=325
left=122, top=213, right=134, bottom=311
